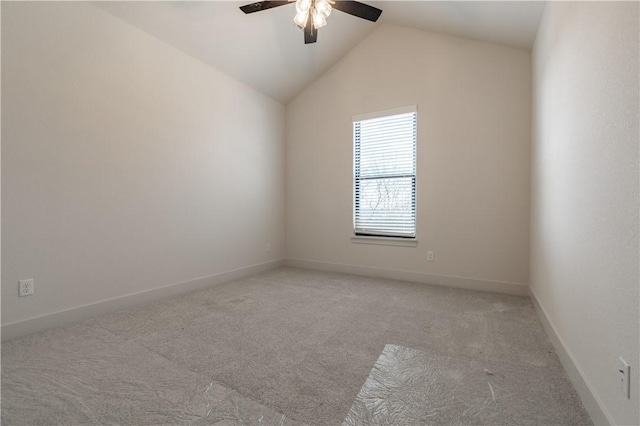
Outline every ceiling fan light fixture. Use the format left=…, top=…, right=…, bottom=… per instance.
left=240, top=0, right=382, bottom=44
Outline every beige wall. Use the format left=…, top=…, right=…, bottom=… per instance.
left=285, top=24, right=531, bottom=288
left=531, top=2, right=639, bottom=424
left=1, top=2, right=285, bottom=325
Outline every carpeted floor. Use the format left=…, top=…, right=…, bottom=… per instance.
left=2, top=267, right=591, bottom=425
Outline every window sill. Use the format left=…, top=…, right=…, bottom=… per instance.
left=351, top=236, right=418, bottom=247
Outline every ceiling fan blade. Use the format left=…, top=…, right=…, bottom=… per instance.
left=239, top=1, right=291, bottom=14
left=332, top=1, right=382, bottom=22
left=304, top=19, right=318, bottom=44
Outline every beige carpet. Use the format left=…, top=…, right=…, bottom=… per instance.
left=2, top=267, right=591, bottom=425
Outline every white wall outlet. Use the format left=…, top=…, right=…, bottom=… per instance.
left=266, top=242, right=272, bottom=253
left=619, top=357, right=630, bottom=399
left=427, top=251, right=434, bottom=261
left=18, top=279, right=34, bottom=297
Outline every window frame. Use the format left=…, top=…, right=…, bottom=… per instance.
left=352, top=105, right=418, bottom=244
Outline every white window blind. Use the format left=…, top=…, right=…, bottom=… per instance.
left=354, top=106, right=417, bottom=238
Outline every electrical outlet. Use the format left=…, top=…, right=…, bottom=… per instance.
left=266, top=242, right=272, bottom=253
left=427, top=251, right=434, bottom=261
left=619, top=357, right=630, bottom=399
left=19, top=279, right=34, bottom=297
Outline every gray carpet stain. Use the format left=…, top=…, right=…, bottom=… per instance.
left=344, top=344, right=592, bottom=426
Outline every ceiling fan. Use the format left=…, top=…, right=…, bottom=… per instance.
left=239, top=0, right=382, bottom=44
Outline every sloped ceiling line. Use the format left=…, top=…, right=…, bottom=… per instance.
left=94, top=1, right=545, bottom=103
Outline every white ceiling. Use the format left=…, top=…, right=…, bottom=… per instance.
left=94, top=1, right=546, bottom=103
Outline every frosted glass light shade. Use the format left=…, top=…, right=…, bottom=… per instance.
left=294, top=10, right=309, bottom=27
left=315, top=0, right=332, bottom=17
left=312, top=11, right=327, bottom=28
left=296, top=0, right=311, bottom=13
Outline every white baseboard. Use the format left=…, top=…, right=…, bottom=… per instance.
left=1, top=259, right=284, bottom=342
left=284, top=258, right=529, bottom=296
left=528, top=287, right=613, bottom=425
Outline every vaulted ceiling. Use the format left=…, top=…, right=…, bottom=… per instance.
left=95, top=1, right=546, bottom=103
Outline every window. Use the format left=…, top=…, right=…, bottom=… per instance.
left=353, top=105, right=417, bottom=239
